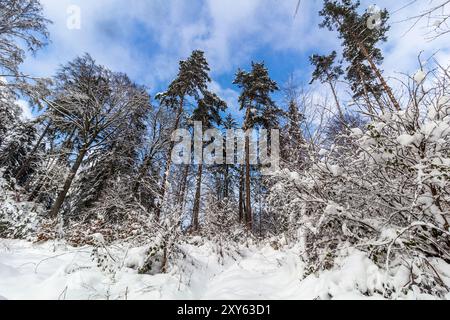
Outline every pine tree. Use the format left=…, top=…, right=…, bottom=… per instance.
left=319, top=0, right=400, bottom=112
left=281, top=98, right=307, bottom=169
left=155, top=50, right=212, bottom=219
left=191, top=92, right=226, bottom=231
left=233, top=62, right=279, bottom=230
left=222, top=114, right=238, bottom=200
left=310, top=51, right=345, bottom=120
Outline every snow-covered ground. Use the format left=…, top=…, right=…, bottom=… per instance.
left=1, top=239, right=449, bottom=300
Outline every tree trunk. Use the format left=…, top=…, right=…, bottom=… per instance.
left=224, top=163, right=229, bottom=199
left=356, top=66, right=377, bottom=117
left=328, top=81, right=345, bottom=121
left=192, top=163, right=203, bottom=231
left=333, top=16, right=401, bottom=112
left=245, top=135, right=252, bottom=230
left=49, top=146, right=88, bottom=218
left=356, top=40, right=400, bottom=111
left=161, top=245, right=168, bottom=274
left=177, top=164, right=190, bottom=206
left=238, top=165, right=244, bottom=223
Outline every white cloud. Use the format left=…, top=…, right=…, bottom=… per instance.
left=21, top=1, right=335, bottom=87
left=369, top=0, right=450, bottom=76
left=19, top=0, right=450, bottom=111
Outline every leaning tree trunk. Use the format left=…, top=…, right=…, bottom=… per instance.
left=49, top=146, right=88, bottom=218
left=357, top=40, right=400, bottom=112
left=328, top=81, right=345, bottom=122
left=177, top=164, right=190, bottom=207
left=192, top=163, right=203, bottom=231
left=333, top=16, right=401, bottom=112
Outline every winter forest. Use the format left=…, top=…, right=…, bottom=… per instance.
left=1, top=0, right=450, bottom=301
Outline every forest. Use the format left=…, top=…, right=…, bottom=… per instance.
left=1, top=0, right=450, bottom=300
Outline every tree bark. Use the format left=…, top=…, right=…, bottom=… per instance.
left=245, top=134, right=252, bottom=230
left=177, top=164, right=190, bottom=206
left=224, top=163, right=229, bottom=199
left=333, top=16, right=401, bottom=112
left=192, top=163, right=203, bottom=231
left=356, top=40, right=400, bottom=111
left=328, top=81, right=345, bottom=121
left=238, top=165, right=244, bottom=224
left=49, top=146, right=88, bottom=218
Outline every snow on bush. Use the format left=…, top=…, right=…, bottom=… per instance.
left=267, top=70, right=450, bottom=298
left=0, top=170, right=43, bottom=239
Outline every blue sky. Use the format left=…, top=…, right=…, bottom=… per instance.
left=20, top=0, right=450, bottom=121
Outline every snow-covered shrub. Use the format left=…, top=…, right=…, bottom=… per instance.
left=202, top=195, right=246, bottom=263
left=139, top=209, right=184, bottom=275
left=0, top=122, right=37, bottom=184
left=203, top=196, right=243, bottom=240
left=267, top=70, right=450, bottom=298
left=0, top=169, right=43, bottom=239
left=138, top=237, right=169, bottom=275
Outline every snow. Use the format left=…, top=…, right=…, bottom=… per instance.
left=438, top=96, right=450, bottom=107
left=413, top=69, right=426, bottom=84
left=329, top=164, right=343, bottom=177
left=288, top=171, right=301, bottom=182
left=350, top=128, right=363, bottom=137
left=0, top=240, right=304, bottom=300
left=367, top=4, right=381, bottom=15
left=91, top=233, right=105, bottom=244
left=2, top=239, right=446, bottom=300
left=397, top=133, right=418, bottom=146
left=433, top=20, right=443, bottom=27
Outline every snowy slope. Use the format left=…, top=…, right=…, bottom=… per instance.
left=1, top=239, right=449, bottom=300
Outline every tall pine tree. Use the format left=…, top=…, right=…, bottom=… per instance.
left=233, top=62, right=279, bottom=230
left=155, top=50, right=212, bottom=219
left=190, top=92, right=226, bottom=231
left=319, top=0, right=400, bottom=112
